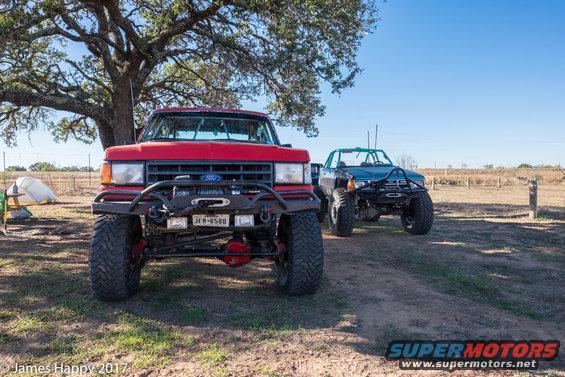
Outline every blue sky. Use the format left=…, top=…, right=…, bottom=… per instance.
left=2, top=0, right=564, bottom=169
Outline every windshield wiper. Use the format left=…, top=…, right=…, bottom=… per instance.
left=145, top=137, right=190, bottom=142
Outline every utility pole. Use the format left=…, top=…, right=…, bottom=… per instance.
left=374, top=124, right=378, bottom=149
left=367, top=131, right=370, bottom=149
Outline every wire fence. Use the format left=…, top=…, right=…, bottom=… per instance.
left=1, top=151, right=563, bottom=194
left=1, top=151, right=103, bottom=192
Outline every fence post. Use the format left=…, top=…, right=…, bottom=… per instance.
left=72, top=177, right=76, bottom=192
left=431, top=177, right=436, bottom=190
left=466, top=177, right=470, bottom=189
left=497, top=177, right=501, bottom=188
left=88, top=153, right=92, bottom=189
left=529, top=180, right=538, bottom=219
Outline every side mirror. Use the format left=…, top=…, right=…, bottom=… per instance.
left=281, top=143, right=292, bottom=148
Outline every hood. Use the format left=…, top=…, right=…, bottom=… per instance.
left=342, top=166, right=424, bottom=181
left=104, top=141, right=310, bottom=162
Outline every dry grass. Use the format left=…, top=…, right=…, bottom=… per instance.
left=418, top=167, right=564, bottom=187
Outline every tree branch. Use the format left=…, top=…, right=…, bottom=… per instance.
left=0, top=89, right=110, bottom=123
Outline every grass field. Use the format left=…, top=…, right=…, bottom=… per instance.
left=0, top=186, right=563, bottom=376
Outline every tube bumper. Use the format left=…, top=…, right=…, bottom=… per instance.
left=353, top=167, right=429, bottom=205
left=92, top=179, right=320, bottom=216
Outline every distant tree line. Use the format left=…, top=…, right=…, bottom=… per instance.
left=6, top=162, right=94, bottom=172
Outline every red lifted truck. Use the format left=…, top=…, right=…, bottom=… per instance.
left=90, top=108, right=323, bottom=301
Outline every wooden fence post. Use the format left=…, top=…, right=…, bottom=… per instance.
left=72, top=177, right=76, bottom=192
left=497, top=177, right=501, bottom=188
left=431, top=177, right=436, bottom=190
left=466, top=177, right=470, bottom=189
left=529, top=180, right=538, bottom=219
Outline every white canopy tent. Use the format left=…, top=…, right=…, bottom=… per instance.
left=7, top=177, right=56, bottom=205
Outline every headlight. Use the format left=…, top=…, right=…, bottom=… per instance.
left=275, top=163, right=304, bottom=184
left=104, top=162, right=144, bottom=185
left=355, top=181, right=367, bottom=189
left=304, top=163, right=312, bottom=184
left=410, top=180, right=425, bottom=189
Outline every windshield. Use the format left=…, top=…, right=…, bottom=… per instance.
left=141, top=113, right=277, bottom=144
left=327, top=149, right=393, bottom=168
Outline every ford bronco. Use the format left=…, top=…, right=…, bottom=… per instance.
left=90, top=108, right=324, bottom=301
left=316, top=147, right=433, bottom=237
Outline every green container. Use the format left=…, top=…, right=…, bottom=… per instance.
left=0, top=191, right=5, bottom=214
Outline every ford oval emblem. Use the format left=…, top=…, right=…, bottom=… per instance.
left=200, top=174, right=222, bottom=182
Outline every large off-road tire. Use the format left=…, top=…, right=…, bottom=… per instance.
left=328, top=188, right=355, bottom=237
left=401, top=192, right=434, bottom=235
left=313, top=187, right=328, bottom=223
left=89, top=214, right=143, bottom=301
left=276, top=212, right=324, bottom=295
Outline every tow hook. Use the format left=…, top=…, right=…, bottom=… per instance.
left=148, top=206, right=170, bottom=223
left=260, top=205, right=272, bottom=223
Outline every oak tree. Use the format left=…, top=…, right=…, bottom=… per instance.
left=0, top=0, right=376, bottom=148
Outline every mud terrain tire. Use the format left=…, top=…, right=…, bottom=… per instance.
left=328, top=188, right=355, bottom=237
left=276, top=212, right=324, bottom=295
left=401, top=192, right=434, bottom=235
left=89, top=215, right=143, bottom=301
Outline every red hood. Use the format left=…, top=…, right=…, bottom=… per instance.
left=104, top=141, right=310, bottom=162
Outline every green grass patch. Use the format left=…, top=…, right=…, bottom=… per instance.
left=411, top=259, right=495, bottom=298
left=180, top=307, right=209, bottom=323
left=491, top=301, right=546, bottom=321
left=406, top=257, right=547, bottom=320
left=102, top=314, right=193, bottom=368
left=197, top=344, right=229, bottom=366
left=0, top=332, right=18, bottom=345
left=0, top=309, right=16, bottom=320
left=9, top=315, right=54, bottom=335
left=50, top=334, right=79, bottom=355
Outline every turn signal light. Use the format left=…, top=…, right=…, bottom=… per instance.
left=347, top=179, right=356, bottom=192
left=100, top=163, right=112, bottom=185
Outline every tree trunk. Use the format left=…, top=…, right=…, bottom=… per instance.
left=111, top=83, right=135, bottom=146
left=96, top=119, right=115, bottom=150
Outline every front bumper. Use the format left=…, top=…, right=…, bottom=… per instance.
left=354, top=167, right=428, bottom=205
left=92, top=180, right=319, bottom=217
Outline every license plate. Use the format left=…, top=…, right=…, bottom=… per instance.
left=192, top=214, right=230, bottom=227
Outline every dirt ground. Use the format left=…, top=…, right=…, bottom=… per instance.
left=0, top=186, right=563, bottom=376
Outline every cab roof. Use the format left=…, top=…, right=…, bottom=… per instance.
left=153, top=107, right=269, bottom=117
left=332, top=147, right=387, bottom=154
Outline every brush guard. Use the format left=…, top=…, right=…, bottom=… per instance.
left=353, top=167, right=428, bottom=205
left=93, top=180, right=319, bottom=219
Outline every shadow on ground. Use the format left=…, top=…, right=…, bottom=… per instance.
left=0, top=201, right=563, bottom=371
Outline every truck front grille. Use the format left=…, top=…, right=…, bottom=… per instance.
left=146, top=161, right=273, bottom=187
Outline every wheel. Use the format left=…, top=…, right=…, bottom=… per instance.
left=313, top=187, right=327, bottom=223
left=401, top=192, right=434, bottom=235
left=276, top=212, right=324, bottom=295
left=89, top=214, right=144, bottom=301
left=328, top=188, right=355, bottom=237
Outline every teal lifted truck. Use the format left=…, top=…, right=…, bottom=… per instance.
left=316, top=148, right=433, bottom=237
